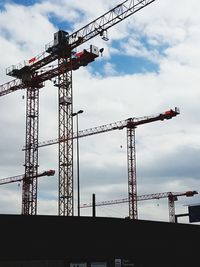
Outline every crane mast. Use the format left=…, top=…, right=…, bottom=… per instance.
left=81, top=190, right=198, bottom=223
left=57, top=58, right=73, bottom=216
left=22, top=86, right=39, bottom=215
left=127, top=121, right=137, bottom=219
left=1, top=0, right=156, bottom=215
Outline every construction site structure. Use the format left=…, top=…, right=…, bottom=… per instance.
left=1, top=44, right=100, bottom=217
left=81, top=190, right=198, bottom=223
left=0, top=169, right=55, bottom=186
left=29, top=107, right=180, bottom=219
left=0, top=0, right=157, bottom=215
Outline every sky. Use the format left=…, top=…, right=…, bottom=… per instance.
left=0, top=0, right=200, bottom=224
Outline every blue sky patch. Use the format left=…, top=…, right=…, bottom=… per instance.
left=138, top=36, right=169, bottom=57
left=48, top=14, right=73, bottom=33
left=7, top=0, right=40, bottom=6
left=91, top=54, right=159, bottom=77
left=110, top=35, right=169, bottom=59
left=48, top=8, right=86, bottom=34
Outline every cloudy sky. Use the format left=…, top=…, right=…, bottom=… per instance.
left=0, top=0, right=200, bottom=224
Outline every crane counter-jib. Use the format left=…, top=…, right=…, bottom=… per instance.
left=1, top=45, right=100, bottom=97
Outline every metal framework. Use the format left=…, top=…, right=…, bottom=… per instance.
left=0, top=79, right=23, bottom=97
left=22, top=86, right=40, bottom=215
left=24, top=108, right=180, bottom=219
left=58, top=58, right=74, bottom=216
left=80, top=190, right=198, bottom=223
left=62, top=0, right=156, bottom=50
left=0, top=0, right=156, bottom=215
left=168, top=193, right=177, bottom=223
left=1, top=0, right=156, bottom=81
left=127, top=122, right=137, bottom=219
left=0, top=49, right=99, bottom=215
left=0, top=50, right=99, bottom=97
left=0, top=170, right=55, bottom=186
left=26, top=108, right=180, bottom=149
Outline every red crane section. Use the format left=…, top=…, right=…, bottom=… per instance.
left=0, top=46, right=99, bottom=97
left=81, top=190, right=198, bottom=223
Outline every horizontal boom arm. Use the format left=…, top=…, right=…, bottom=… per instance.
left=0, top=169, right=55, bottom=186
left=23, top=107, right=180, bottom=150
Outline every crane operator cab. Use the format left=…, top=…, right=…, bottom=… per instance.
left=46, top=30, right=70, bottom=55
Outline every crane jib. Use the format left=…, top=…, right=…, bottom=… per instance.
left=67, top=0, right=156, bottom=49
left=22, top=107, right=180, bottom=150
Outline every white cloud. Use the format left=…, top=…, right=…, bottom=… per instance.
left=103, top=62, right=118, bottom=76
left=119, top=36, right=162, bottom=63
left=0, top=3, right=56, bottom=54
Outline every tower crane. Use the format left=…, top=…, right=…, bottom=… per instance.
left=80, top=190, right=198, bottom=223
left=1, top=47, right=99, bottom=216
left=25, top=107, right=180, bottom=219
left=0, top=0, right=156, bottom=215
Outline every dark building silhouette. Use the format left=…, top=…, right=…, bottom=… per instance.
left=0, top=214, right=199, bottom=266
